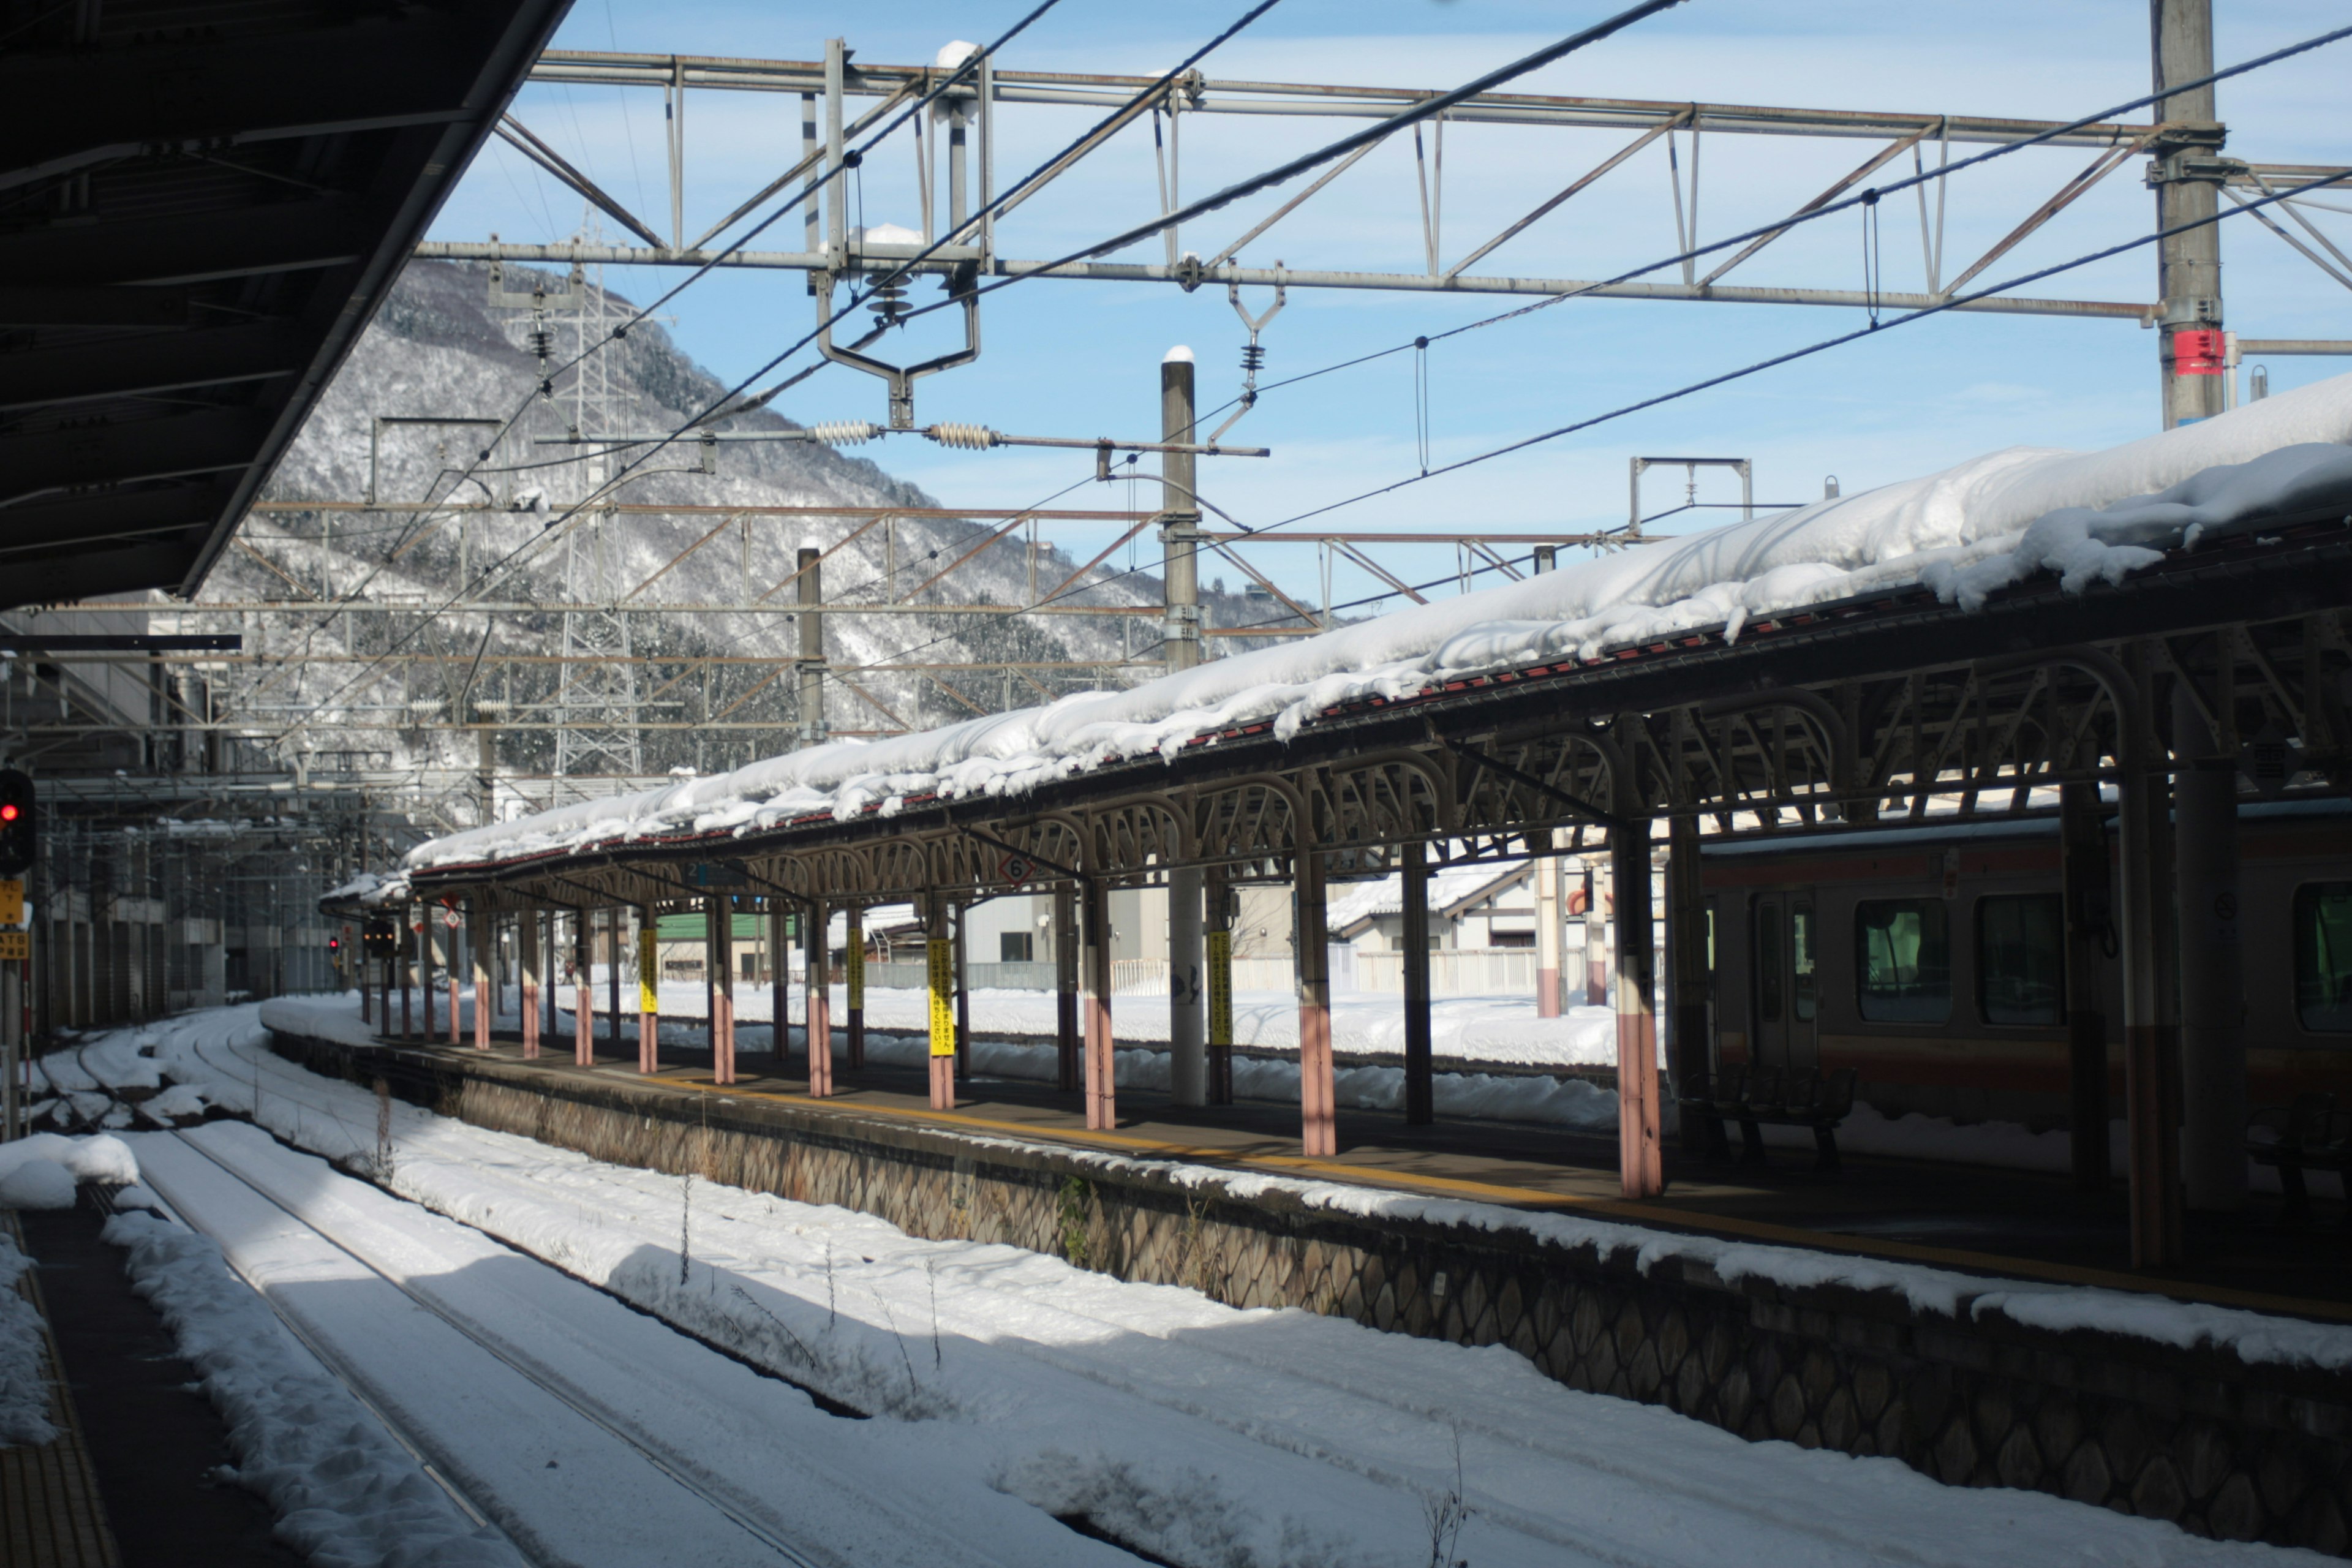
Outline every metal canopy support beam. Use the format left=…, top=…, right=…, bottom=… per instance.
left=2173, top=676, right=2246, bottom=1210
left=1055, top=880, right=1080, bottom=1093
left=1613, top=775, right=1663, bottom=1198
left=771, top=900, right=790, bottom=1072
left=806, top=893, right=832, bottom=1096
left=845, top=904, right=866, bottom=1071
left=636, top=907, right=659, bottom=1073
left=709, top=894, right=736, bottom=1085
left=1667, top=814, right=1712, bottom=1157
left=927, top=894, right=956, bottom=1110
left=1401, top=840, right=1433, bottom=1126
left=518, top=907, right=541, bottom=1058
left=573, top=910, right=594, bottom=1066
left=469, top=902, right=491, bottom=1049
left=2117, top=655, right=2182, bottom=1266
left=1205, top=867, right=1234, bottom=1106
left=1297, top=846, right=1336, bottom=1158
left=1081, top=880, right=1114, bottom=1129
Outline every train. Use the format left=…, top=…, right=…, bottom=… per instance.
left=1698, top=799, right=2352, bottom=1129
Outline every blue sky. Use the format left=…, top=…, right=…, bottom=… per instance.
left=425, top=2, right=2351, bottom=594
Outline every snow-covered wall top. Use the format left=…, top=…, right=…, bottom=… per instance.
left=408, top=374, right=2352, bottom=875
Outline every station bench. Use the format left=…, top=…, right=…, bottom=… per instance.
left=2247, top=1091, right=2351, bottom=1225
left=1679, top=1065, right=1860, bottom=1171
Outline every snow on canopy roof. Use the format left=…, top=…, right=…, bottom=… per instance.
left=407, top=373, right=2352, bottom=875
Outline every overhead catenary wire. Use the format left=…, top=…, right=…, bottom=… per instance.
left=1181, top=17, right=2352, bottom=429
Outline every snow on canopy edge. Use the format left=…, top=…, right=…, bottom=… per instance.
left=402, top=372, right=2352, bottom=876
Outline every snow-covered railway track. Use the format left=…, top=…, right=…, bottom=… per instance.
left=134, top=1101, right=1113, bottom=1568
left=156, top=1129, right=824, bottom=1568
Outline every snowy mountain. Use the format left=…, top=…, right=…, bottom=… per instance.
left=192, top=260, right=1264, bottom=829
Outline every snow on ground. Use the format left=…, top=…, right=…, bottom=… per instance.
left=0, top=1229, right=58, bottom=1447
left=128, top=1126, right=1106, bottom=1568
left=93, top=1005, right=2334, bottom=1566
left=69, top=1006, right=2352, bottom=1562
left=103, top=1208, right=525, bottom=1567
left=405, top=378, right=2352, bottom=876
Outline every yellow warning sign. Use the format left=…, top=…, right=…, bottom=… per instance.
left=638, top=927, right=660, bottom=1014
left=1206, top=929, right=1233, bottom=1047
left=0, top=880, right=20, bottom=925
left=846, top=940, right=865, bottom=1010
left=0, top=931, right=27, bottom=961
left=927, top=938, right=955, bottom=1057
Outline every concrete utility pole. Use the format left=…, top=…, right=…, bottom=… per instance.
left=2151, top=0, right=2228, bottom=429
left=797, top=546, right=826, bottom=746
left=1163, top=346, right=1208, bottom=1106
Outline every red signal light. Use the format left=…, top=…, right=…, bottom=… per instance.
left=0, top=804, right=17, bottom=823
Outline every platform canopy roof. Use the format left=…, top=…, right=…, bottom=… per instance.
left=0, top=0, right=571, bottom=609
left=377, top=372, right=2352, bottom=916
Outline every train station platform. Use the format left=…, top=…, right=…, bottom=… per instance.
left=307, top=1015, right=2352, bottom=1322
left=0, top=1213, right=119, bottom=1568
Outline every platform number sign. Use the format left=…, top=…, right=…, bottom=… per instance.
left=997, top=853, right=1036, bottom=888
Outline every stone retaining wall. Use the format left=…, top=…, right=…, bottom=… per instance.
left=278, top=1031, right=2352, bottom=1556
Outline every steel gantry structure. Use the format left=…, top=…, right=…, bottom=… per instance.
left=420, top=31, right=2352, bottom=428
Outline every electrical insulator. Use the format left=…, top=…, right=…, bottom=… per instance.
left=927, top=423, right=1000, bottom=450
left=528, top=328, right=554, bottom=361
left=867, top=275, right=910, bottom=328
left=809, top=421, right=879, bottom=446
left=1241, top=343, right=1265, bottom=374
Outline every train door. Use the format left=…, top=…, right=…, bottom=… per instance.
left=1750, top=892, right=1819, bottom=1071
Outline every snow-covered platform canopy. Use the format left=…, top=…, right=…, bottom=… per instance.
left=393, top=373, right=2352, bottom=909
left=350, top=374, right=2352, bottom=1267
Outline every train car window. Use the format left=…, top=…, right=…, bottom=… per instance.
left=2295, top=883, right=2352, bottom=1033
left=1855, top=899, right=1951, bottom=1023
left=1792, top=905, right=1817, bottom=1021
left=1757, top=912, right=1783, bottom=1023
left=1978, top=894, right=2064, bottom=1026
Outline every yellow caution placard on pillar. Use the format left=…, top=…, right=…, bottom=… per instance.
left=927, top=938, right=955, bottom=1057
left=1206, top=929, right=1233, bottom=1047
left=0, top=880, right=21, bottom=925
left=0, top=931, right=25, bottom=961
left=638, top=927, right=660, bottom=1014
left=846, top=940, right=864, bottom=1010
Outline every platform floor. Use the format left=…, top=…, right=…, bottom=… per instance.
left=0, top=1212, right=121, bottom=1568
left=365, top=1027, right=2352, bottom=1322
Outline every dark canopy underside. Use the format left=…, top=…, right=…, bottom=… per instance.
left=0, top=0, right=571, bottom=609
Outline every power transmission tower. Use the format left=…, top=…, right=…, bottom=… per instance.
left=549, top=247, right=645, bottom=787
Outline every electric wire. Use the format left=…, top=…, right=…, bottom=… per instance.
left=268, top=0, right=1295, bottom=743
left=1181, top=17, right=2352, bottom=428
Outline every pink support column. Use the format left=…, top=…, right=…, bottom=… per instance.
left=1295, top=848, right=1336, bottom=1158
left=518, top=909, right=541, bottom=1059
left=469, top=905, right=491, bottom=1049
left=805, top=895, right=832, bottom=1096
left=574, top=911, right=594, bottom=1067
left=1081, top=879, right=1115, bottom=1130
left=636, top=908, right=660, bottom=1074
left=1613, top=814, right=1663, bottom=1199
